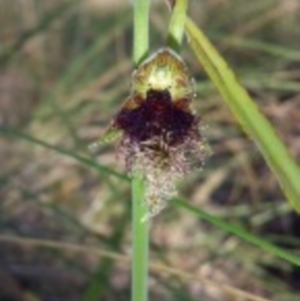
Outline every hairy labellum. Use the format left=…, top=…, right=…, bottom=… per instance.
left=98, top=48, right=210, bottom=219
left=115, top=89, right=196, bottom=146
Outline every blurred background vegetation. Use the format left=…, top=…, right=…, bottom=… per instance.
left=1, top=0, right=300, bottom=300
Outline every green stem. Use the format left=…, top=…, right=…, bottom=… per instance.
left=132, top=174, right=149, bottom=301
left=132, top=1, right=150, bottom=301
left=167, top=0, right=188, bottom=52
left=133, top=0, right=150, bottom=66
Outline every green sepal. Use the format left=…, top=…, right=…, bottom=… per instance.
left=89, top=126, right=123, bottom=151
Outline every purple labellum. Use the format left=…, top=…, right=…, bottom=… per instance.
left=115, top=89, right=197, bottom=147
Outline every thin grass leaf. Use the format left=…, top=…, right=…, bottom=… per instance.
left=0, top=127, right=128, bottom=181
left=167, top=0, right=188, bottom=52
left=185, top=18, right=300, bottom=213
left=174, top=198, right=300, bottom=267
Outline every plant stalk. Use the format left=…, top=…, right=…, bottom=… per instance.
left=131, top=174, right=149, bottom=301
left=133, top=0, right=150, bottom=66
left=132, top=0, right=150, bottom=301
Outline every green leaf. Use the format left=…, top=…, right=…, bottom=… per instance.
left=89, top=125, right=123, bottom=150
left=0, top=127, right=128, bottom=181
left=185, top=18, right=300, bottom=213
left=167, top=0, right=188, bottom=52
left=174, top=198, right=300, bottom=267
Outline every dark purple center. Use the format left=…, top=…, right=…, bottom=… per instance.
left=115, top=89, right=196, bottom=146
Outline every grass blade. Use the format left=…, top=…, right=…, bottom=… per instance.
left=167, top=0, right=188, bottom=52
left=174, top=198, right=300, bottom=267
left=0, top=127, right=127, bottom=181
left=185, top=18, right=300, bottom=213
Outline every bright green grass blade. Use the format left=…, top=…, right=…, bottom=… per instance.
left=174, top=198, right=300, bottom=267
left=167, top=0, right=188, bottom=52
left=185, top=18, right=300, bottom=213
